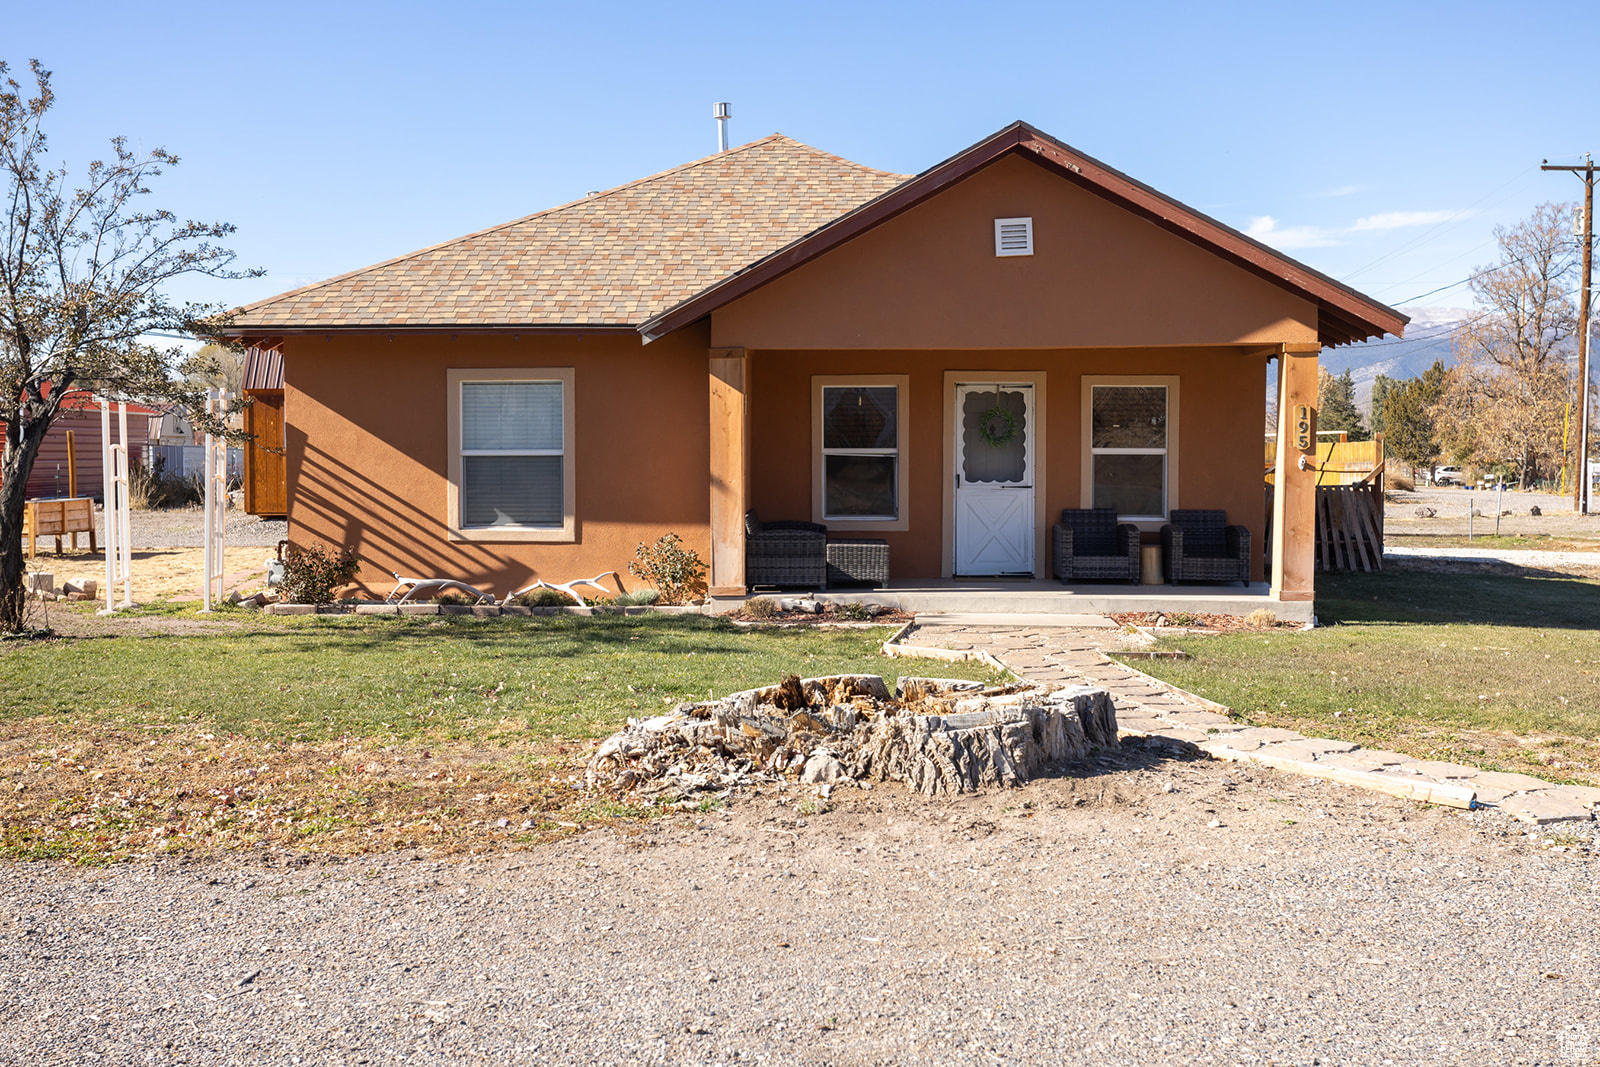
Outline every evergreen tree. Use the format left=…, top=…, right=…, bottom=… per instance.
left=1369, top=374, right=1396, bottom=439
left=1383, top=361, right=1446, bottom=475
left=1317, top=367, right=1368, bottom=441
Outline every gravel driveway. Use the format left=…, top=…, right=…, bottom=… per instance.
left=91, top=507, right=287, bottom=550
left=3, top=759, right=1595, bottom=1066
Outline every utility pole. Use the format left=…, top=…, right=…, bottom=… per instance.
left=1542, top=156, right=1595, bottom=513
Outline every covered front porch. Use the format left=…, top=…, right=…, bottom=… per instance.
left=706, top=342, right=1326, bottom=620
left=710, top=576, right=1309, bottom=623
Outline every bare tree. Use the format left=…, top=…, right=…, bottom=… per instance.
left=188, top=342, right=247, bottom=396
left=1434, top=203, right=1579, bottom=488
left=0, top=60, right=257, bottom=632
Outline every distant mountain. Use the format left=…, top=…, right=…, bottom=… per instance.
left=1321, top=306, right=1470, bottom=409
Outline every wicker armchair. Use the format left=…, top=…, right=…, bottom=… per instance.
left=744, top=511, right=827, bottom=589
left=1160, top=509, right=1251, bottom=585
left=1052, top=508, right=1141, bottom=583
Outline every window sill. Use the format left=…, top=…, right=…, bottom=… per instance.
left=447, top=523, right=575, bottom=544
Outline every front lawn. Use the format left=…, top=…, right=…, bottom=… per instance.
left=0, top=613, right=999, bottom=863
left=1123, top=569, right=1600, bottom=784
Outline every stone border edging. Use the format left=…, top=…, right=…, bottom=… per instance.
left=889, top=622, right=1598, bottom=825
left=883, top=620, right=1011, bottom=676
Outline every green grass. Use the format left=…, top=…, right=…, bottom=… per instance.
left=1122, top=569, right=1600, bottom=780
left=0, top=613, right=995, bottom=743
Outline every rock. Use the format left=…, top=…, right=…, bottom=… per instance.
left=778, top=597, right=822, bottom=613
left=1413, top=506, right=1436, bottom=518
left=1471, top=508, right=1484, bottom=517
left=800, top=752, right=847, bottom=784
left=25, top=572, right=53, bottom=594
left=1530, top=506, right=1542, bottom=516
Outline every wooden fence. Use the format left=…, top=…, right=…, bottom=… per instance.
left=1265, top=436, right=1384, bottom=487
left=1264, top=481, right=1386, bottom=573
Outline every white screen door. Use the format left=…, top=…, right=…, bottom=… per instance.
left=954, top=383, right=1034, bottom=575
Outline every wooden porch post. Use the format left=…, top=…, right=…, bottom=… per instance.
left=708, top=348, right=750, bottom=596
left=1271, top=343, right=1320, bottom=602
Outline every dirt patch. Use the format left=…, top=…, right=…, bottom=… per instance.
left=25, top=545, right=271, bottom=603
left=0, top=719, right=597, bottom=863
left=1107, top=611, right=1299, bottom=633
left=1386, top=487, right=1600, bottom=538
left=725, top=603, right=915, bottom=627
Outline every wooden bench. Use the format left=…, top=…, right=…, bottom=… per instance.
left=23, top=498, right=97, bottom=558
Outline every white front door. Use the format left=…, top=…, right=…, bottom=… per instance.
left=954, top=383, right=1034, bottom=575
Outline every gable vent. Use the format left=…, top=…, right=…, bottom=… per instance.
left=995, top=217, right=1033, bottom=256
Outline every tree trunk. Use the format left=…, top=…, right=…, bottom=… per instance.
left=0, top=410, right=52, bottom=632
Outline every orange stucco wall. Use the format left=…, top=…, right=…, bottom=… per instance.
left=710, top=153, right=1318, bottom=351
left=280, top=328, right=711, bottom=597
left=747, top=347, right=1269, bottom=581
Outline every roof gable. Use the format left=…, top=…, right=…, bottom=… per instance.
left=229, top=136, right=907, bottom=332
left=644, top=122, right=1407, bottom=348
left=705, top=152, right=1324, bottom=351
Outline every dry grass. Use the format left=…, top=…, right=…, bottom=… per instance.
left=0, top=720, right=618, bottom=864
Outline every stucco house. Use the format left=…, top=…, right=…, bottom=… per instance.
left=221, top=122, right=1405, bottom=613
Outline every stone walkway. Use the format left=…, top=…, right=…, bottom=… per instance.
left=898, top=619, right=1600, bottom=826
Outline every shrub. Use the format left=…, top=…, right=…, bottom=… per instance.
left=745, top=595, right=778, bottom=619
left=835, top=601, right=873, bottom=620
left=127, top=455, right=202, bottom=510
left=511, top=588, right=573, bottom=608
left=1244, top=608, right=1279, bottom=628
left=613, top=588, right=661, bottom=607
left=626, top=533, right=706, bottom=605
left=1166, top=611, right=1198, bottom=628
left=278, top=542, right=361, bottom=604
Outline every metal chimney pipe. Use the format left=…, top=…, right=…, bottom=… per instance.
left=714, top=102, right=731, bottom=152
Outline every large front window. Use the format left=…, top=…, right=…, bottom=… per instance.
left=447, top=368, right=575, bottom=542
left=1084, top=379, right=1177, bottom=521
left=813, top=376, right=909, bottom=529
left=461, top=380, right=564, bottom=527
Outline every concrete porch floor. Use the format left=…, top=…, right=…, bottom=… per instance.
left=729, top=578, right=1313, bottom=623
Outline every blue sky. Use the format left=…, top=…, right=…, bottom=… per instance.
left=10, top=0, right=1599, bottom=329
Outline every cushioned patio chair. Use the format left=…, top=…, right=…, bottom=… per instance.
left=744, top=511, right=827, bottom=589
left=1160, top=509, right=1251, bottom=585
left=1052, top=508, right=1140, bottom=583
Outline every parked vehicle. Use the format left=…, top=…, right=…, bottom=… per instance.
left=1434, top=465, right=1466, bottom=486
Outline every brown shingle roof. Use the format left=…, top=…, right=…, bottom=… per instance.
left=230, top=135, right=908, bottom=331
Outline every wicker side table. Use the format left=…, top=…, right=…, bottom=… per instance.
left=826, top=539, right=890, bottom=587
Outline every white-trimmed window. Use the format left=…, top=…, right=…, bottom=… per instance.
left=447, top=368, right=575, bottom=542
left=813, top=375, right=909, bottom=530
left=1082, top=376, right=1179, bottom=522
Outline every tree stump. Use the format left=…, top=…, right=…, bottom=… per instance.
left=851, top=688, right=1117, bottom=795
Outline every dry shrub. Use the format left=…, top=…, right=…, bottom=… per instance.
left=1244, top=608, right=1279, bottom=628
left=745, top=596, right=778, bottom=619
left=626, top=533, right=706, bottom=605
left=1387, top=471, right=1415, bottom=492
left=279, top=542, right=361, bottom=604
